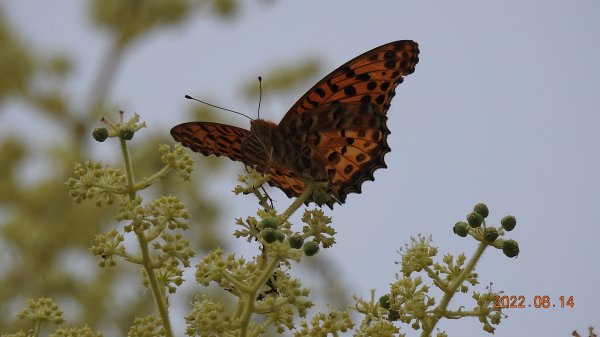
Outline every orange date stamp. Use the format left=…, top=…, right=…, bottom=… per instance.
left=493, top=295, right=574, bottom=309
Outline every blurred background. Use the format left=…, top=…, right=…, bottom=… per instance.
left=0, top=0, right=599, bottom=336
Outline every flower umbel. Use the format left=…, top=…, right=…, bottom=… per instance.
left=18, top=297, right=64, bottom=325
left=128, top=316, right=166, bottom=337
left=293, top=309, right=354, bottom=337
left=66, top=161, right=126, bottom=206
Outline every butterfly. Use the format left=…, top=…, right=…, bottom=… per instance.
left=171, top=40, right=419, bottom=208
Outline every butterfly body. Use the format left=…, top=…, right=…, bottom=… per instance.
left=172, top=40, right=419, bottom=208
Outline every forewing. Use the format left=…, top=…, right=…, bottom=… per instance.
left=171, top=122, right=313, bottom=203
left=279, top=40, right=419, bottom=127
left=170, top=122, right=251, bottom=163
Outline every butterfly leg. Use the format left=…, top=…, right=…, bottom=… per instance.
left=260, top=186, right=275, bottom=209
left=253, top=186, right=274, bottom=210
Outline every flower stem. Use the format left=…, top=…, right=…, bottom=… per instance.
left=421, top=241, right=489, bottom=337
left=119, top=136, right=174, bottom=337
left=32, top=320, right=41, bottom=337
left=133, top=164, right=172, bottom=191
left=239, top=257, right=281, bottom=337
left=280, top=181, right=314, bottom=222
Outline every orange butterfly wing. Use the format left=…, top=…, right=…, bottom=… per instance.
left=274, top=102, right=390, bottom=206
left=279, top=40, right=419, bottom=127
left=272, top=40, right=419, bottom=205
left=170, top=121, right=309, bottom=199
left=170, top=122, right=251, bottom=162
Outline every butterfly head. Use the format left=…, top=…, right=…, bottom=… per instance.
left=250, top=119, right=278, bottom=139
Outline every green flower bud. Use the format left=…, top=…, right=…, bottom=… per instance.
left=92, top=128, right=109, bottom=142
left=466, top=212, right=483, bottom=228
left=120, top=129, right=135, bottom=140
left=378, top=294, right=391, bottom=309
left=260, top=218, right=278, bottom=230
left=483, top=227, right=499, bottom=243
left=275, top=230, right=285, bottom=242
left=303, top=241, right=319, bottom=256
left=503, top=239, right=519, bottom=258
left=501, top=215, right=517, bottom=231
left=289, top=234, right=304, bottom=249
left=453, top=221, right=470, bottom=237
left=473, top=203, right=489, bottom=218
left=262, top=228, right=276, bottom=244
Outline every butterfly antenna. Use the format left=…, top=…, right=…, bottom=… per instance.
left=257, top=76, right=262, bottom=119
left=185, top=95, right=253, bottom=120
